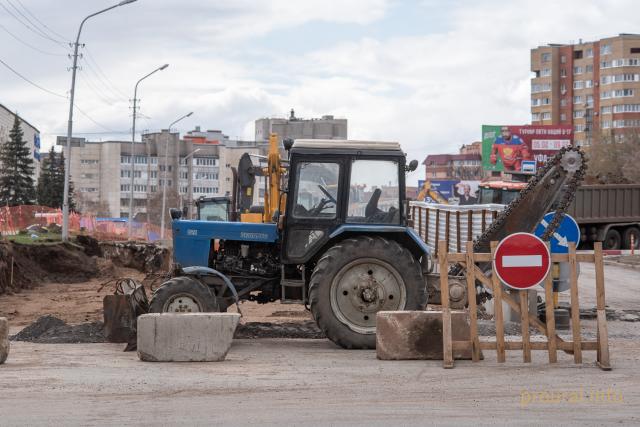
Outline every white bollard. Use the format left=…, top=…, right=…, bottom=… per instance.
left=137, top=313, right=240, bottom=362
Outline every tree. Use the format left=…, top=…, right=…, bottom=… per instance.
left=586, top=131, right=640, bottom=184
left=54, top=151, right=75, bottom=211
left=0, top=114, right=36, bottom=205
left=36, top=147, right=56, bottom=206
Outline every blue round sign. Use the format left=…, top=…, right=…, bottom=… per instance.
left=534, top=212, right=581, bottom=254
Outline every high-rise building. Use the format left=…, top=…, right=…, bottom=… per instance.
left=531, top=34, right=640, bottom=146
left=255, top=109, right=347, bottom=144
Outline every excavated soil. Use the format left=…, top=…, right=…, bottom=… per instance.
left=11, top=315, right=104, bottom=344
left=0, top=241, right=98, bottom=294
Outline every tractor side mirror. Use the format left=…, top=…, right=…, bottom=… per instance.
left=283, top=138, right=294, bottom=151
left=406, top=159, right=419, bottom=172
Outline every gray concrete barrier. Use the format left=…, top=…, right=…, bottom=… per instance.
left=0, top=317, right=8, bottom=364
left=137, top=313, right=240, bottom=362
left=376, top=311, right=475, bottom=360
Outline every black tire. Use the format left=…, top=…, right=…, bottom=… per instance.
left=309, top=236, right=426, bottom=349
left=622, top=226, right=640, bottom=250
left=149, top=276, right=219, bottom=313
left=603, top=228, right=622, bottom=250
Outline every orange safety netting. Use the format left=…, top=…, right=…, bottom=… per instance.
left=0, top=205, right=168, bottom=242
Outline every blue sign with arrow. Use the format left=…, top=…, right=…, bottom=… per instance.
left=534, top=211, right=581, bottom=253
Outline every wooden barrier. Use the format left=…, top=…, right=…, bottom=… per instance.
left=437, top=240, right=611, bottom=370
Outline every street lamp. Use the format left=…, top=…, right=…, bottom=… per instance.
left=127, top=63, right=169, bottom=239
left=160, top=112, right=193, bottom=240
left=62, top=0, right=138, bottom=242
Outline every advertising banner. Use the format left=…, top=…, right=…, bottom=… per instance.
left=482, top=125, right=573, bottom=173
left=417, top=180, right=480, bottom=205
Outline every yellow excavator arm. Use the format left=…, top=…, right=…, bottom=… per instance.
left=416, top=180, right=448, bottom=204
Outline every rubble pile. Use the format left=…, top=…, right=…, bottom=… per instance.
left=100, top=241, right=171, bottom=273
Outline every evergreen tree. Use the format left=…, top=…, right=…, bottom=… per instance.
left=37, top=147, right=56, bottom=206
left=0, top=114, right=36, bottom=205
left=56, top=151, right=75, bottom=211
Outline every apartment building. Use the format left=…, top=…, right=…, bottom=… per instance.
left=531, top=33, right=640, bottom=146
left=422, top=143, right=483, bottom=180
left=255, top=109, right=347, bottom=144
left=0, top=102, right=41, bottom=179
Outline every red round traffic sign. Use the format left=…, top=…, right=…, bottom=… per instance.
left=493, top=232, right=551, bottom=290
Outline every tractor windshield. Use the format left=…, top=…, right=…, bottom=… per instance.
left=198, top=200, right=229, bottom=221
left=347, top=159, right=400, bottom=224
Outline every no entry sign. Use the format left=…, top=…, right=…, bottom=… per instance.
left=493, top=232, right=551, bottom=290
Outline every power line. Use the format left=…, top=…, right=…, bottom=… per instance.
left=13, top=0, right=69, bottom=42
left=5, top=0, right=67, bottom=44
left=0, top=56, right=67, bottom=98
left=0, top=1, right=66, bottom=47
left=83, top=47, right=129, bottom=99
left=80, top=53, right=128, bottom=103
left=0, top=22, right=68, bottom=56
left=0, top=56, right=121, bottom=133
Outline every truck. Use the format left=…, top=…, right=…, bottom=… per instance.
left=150, top=136, right=585, bottom=348
left=478, top=182, right=640, bottom=250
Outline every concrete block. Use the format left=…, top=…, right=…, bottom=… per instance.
left=137, top=313, right=240, bottom=362
left=0, top=317, right=8, bottom=364
left=376, top=310, right=476, bottom=360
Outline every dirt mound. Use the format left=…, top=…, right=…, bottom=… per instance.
left=11, top=315, right=104, bottom=344
left=76, top=235, right=102, bottom=257
left=0, top=241, right=99, bottom=294
left=100, top=242, right=170, bottom=273
left=235, top=321, right=325, bottom=339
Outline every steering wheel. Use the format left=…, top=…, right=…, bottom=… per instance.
left=317, top=184, right=337, bottom=204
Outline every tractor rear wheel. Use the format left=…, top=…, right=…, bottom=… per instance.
left=309, top=236, right=426, bottom=349
left=149, top=276, right=220, bottom=313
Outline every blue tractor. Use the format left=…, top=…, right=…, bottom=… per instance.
left=150, top=139, right=428, bottom=349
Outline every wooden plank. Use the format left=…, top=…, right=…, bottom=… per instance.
left=445, top=211, right=451, bottom=253
left=418, top=206, right=423, bottom=243
left=544, top=242, right=557, bottom=363
left=434, top=210, right=440, bottom=258
left=594, top=242, right=611, bottom=370
left=425, top=208, right=430, bottom=245
left=519, top=290, right=531, bottom=363
left=568, top=243, right=582, bottom=364
left=452, top=340, right=472, bottom=351
left=456, top=211, right=461, bottom=253
left=447, top=253, right=491, bottom=262
left=490, top=241, right=506, bottom=363
left=481, top=209, right=486, bottom=232
left=479, top=341, right=598, bottom=351
left=552, top=253, right=596, bottom=263
left=465, top=242, right=480, bottom=362
left=467, top=210, right=473, bottom=243
left=438, top=240, right=454, bottom=368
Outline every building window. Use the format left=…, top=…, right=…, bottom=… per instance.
left=560, top=113, right=567, bottom=121
left=613, top=104, right=640, bottom=113
left=150, top=171, right=158, bottom=178
left=81, top=159, right=99, bottom=165
left=120, top=170, right=130, bottom=178
left=195, top=157, right=217, bottom=166
left=180, top=186, right=188, bottom=194
left=573, top=110, right=585, bottom=119
left=601, top=44, right=611, bottom=55
left=560, top=68, right=567, bottom=77
left=80, top=187, right=98, bottom=193
left=586, top=95, right=594, bottom=107
left=159, top=165, right=173, bottom=172
left=601, top=121, right=611, bottom=129
left=573, top=95, right=582, bottom=104
left=532, top=113, right=541, bottom=121
left=180, top=172, right=188, bottom=179
left=585, top=80, right=593, bottom=88
left=542, top=97, right=551, bottom=105
left=150, top=157, right=158, bottom=165
left=120, top=156, right=130, bottom=164
left=586, top=48, right=593, bottom=58
left=150, top=185, right=157, bottom=192
left=574, top=124, right=586, bottom=132
left=574, top=50, right=583, bottom=59
left=541, top=52, right=551, bottom=62
left=542, top=112, right=551, bottom=120
left=601, top=106, right=612, bottom=115
left=560, top=98, right=567, bottom=107
left=134, top=155, right=147, bottom=164
left=159, top=179, right=172, bottom=187
left=541, top=68, right=552, bottom=77
left=120, top=184, right=130, bottom=192
left=573, top=81, right=584, bottom=89
left=632, top=47, right=640, bottom=54
left=531, top=98, right=540, bottom=107
left=133, top=184, right=146, bottom=192
left=560, top=55, right=566, bottom=63
left=573, top=66, right=583, bottom=75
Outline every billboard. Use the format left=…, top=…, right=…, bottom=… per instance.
left=417, top=179, right=481, bottom=204
left=482, top=125, right=573, bottom=173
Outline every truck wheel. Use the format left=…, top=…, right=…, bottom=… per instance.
left=149, top=276, right=219, bottom=313
left=622, top=227, right=640, bottom=250
left=309, top=236, right=426, bottom=349
left=603, top=228, right=621, bottom=250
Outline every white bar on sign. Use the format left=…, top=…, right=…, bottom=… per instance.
left=502, top=255, right=542, bottom=267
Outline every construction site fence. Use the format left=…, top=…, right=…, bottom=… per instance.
left=0, top=205, right=169, bottom=242
left=437, top=240, right=610, bottom=370
left=408, top=201, right=505, bottom=256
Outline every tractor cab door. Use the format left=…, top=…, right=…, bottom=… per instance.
left=282, top=157, right=344, bottom=264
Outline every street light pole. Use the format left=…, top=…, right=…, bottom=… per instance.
left=127, top=63, right=169, bottom=240
left=160, top=112, right=193, bottom=240
left=62, top=0, right=138, bottom=242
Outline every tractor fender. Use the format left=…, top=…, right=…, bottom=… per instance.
left=327, top=225, right=430, bottom=260
left=181, top=266, right=242, bottom=314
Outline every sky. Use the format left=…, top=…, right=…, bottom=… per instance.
left=1, top=0, right=639, bottom=185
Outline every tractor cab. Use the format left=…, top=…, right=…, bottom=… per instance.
left=196, top=196, right=231, bottom=221
left=282, top=139, right=420, bottom=264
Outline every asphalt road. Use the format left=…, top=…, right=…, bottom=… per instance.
left=1, top=336, right=638, bottom=426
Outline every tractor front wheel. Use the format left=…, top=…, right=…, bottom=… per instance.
left=309, top=236, right=426, bottom=349
left=149, top=276, right=220, bottom=313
